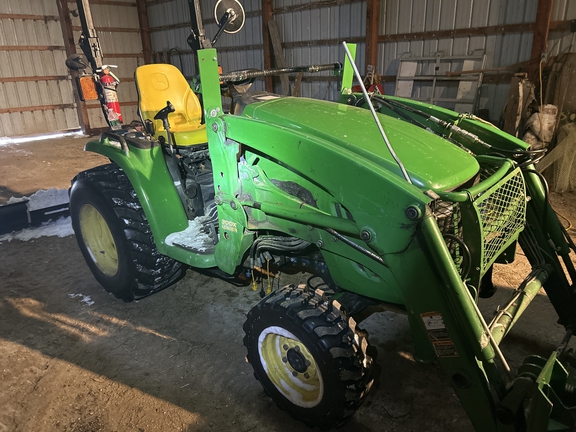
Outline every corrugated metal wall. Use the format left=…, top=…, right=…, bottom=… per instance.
left=146, top=0, right=358, bottom=100
left=147, top=0, right=265, bottom=89
left=146, top=0, right=576, bottom=122
left=378, top=0, right=576, bottom=120
left=2, top=1, right=571, bottom=136
left=70, top=0, right=144, bottom=129
left=272, top=0, right=366, bottom=100
left=378, top=0, right=537, bottom=120
left=0, top=0, right=79, bottom=137
left=206, top=0, right=264, bottom=83
left=550, top=0, right=576, bottom=56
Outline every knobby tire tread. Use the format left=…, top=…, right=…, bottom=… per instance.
left=72, top=164, right=183, bottom=300
left=243, top=284, right=374, bottom=428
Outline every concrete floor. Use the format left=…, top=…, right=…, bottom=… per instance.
left=0, top=134, right=108, bottom=205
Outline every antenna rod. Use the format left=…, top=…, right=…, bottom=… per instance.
left=342, top=42, right=412, bottom=184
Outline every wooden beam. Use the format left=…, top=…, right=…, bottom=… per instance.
left=283, top=37, right=364, bottom=49
left=72, top=25, right=141, bottom=33
left=272, top=0, right=364, bottom=15
left=148, top=10, right=263, bottom=33
left=0, top=76, right=69, bottom=83
left=0, top=13, right=59, bottom=21
left=136, top=0, right=152, bottom=64
left=268, top=20, right=290, bottom=95
left=57, top=0, right=76, bottom=56
left=67, top=0, right=136, bottom=6
left=103, top=53, right=145, bottom=58
left=377, top=20, right=573, bottom=45
left=85, top=101, right=138, bottom=107
left=145, top=0, right=174, bottom=6
left=0, top=45, right=65, bottom=51
left=211, top=44, right=263, bottom=53
left=262, top=0, right=274, bottom=92
left=378, top=23, right=535, bottom=43
left=57, top=0, right=87, bottom=133
left=0, top=104, right=76, bottom=114
left=550, top=19, right=574, bottom=31
left=531, top=0, right=554, bottom=61
left=160, top=44, right=265, bottom=62
left=365, top=0, right=380, bottom=71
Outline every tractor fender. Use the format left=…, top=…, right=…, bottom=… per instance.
left=83, top=138, right=212, bottom=266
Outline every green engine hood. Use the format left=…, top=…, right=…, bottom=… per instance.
left=242, top=97, right=479, bottom=191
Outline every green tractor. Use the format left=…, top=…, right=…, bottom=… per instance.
left=68, top=1, right=576, bottom=430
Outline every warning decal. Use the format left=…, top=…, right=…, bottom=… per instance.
left=421, top=312, right=458, bottom=357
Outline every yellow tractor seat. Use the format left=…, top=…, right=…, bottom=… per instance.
left=135, top=63, right=207, bottom=146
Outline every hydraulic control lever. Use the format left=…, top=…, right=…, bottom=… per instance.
left=154, top=101, right=190, bottom=212
left=154, top=101, right=176, bottom=150
left=154, top=101, right=175, bottom=134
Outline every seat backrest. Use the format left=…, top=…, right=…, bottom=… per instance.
left=135, top=64, right=203, bottom=135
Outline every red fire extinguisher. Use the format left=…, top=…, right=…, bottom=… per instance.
left=98, top=65, right=122, bottom=128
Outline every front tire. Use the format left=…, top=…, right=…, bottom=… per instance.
left=70, top=164, right=184, bottom=301
left=243, top=284, right=374, bottom=428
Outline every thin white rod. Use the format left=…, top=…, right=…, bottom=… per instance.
left=342, top=42, right=412, bottom=184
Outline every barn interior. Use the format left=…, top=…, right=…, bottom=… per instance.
left=1, top=1, right=576, bottom=431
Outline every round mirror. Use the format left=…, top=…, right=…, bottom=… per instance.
left=214, top=0, right=245, bottom=34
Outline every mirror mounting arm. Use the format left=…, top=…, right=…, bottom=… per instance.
left=211, top=11, right=234, bottom=46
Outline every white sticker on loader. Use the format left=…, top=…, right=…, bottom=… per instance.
left=421, top=312, right=458, bottom=357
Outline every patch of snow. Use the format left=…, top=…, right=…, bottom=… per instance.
left=5, top=196, right=27, bottom=204
left=7, top=187, right=69, bottom=211
left=0, top=216, right=74, bottom=243
left=165, top=216, right=212, bottom=251
left=68, top=293, right=95, bottom=306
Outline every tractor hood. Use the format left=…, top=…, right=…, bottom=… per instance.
left=241, top=97, right=479, bottom=191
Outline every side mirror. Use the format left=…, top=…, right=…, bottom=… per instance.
left=211, top=0, right=245, bottom=46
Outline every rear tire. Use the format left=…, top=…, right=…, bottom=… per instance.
left=70, top=164, right=184, bottom=301
left=243, top=284, right=374, bottom=428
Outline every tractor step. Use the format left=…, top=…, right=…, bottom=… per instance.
left=165, top=216, right=216, bottom=254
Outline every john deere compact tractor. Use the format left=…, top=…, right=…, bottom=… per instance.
left=68, top=0, right=576, bottom=429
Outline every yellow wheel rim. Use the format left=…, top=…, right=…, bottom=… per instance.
left=78, top=204, right=119, bottom=277
left=258, top=326, right=323, bottom=408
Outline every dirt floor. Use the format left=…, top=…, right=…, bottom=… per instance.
left=1, top=136, right=576, bottom=432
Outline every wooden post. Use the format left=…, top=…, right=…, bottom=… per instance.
left=57, top=0, right=88, bottom=133
left=365, top=0, right=380, bottom=73
left=268, top=19, right=289, bottom=95
left=262, top=0, right=274, bottom=92
left=136, top=0, right=152, bottom=65
left=57, top=0, right=76, bottom=55
left=529, top=0, right=553, bottom=82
